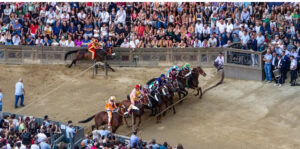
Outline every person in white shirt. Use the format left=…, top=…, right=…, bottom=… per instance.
left=101, top=8, right=110, bottom=25
left=116, top=7, right=126, bottom=25
left=77, top=10, right=86, bottom=24
left=226, top=20, right=233, bottom=34
left=37, top=131, right=47, bottom=143
left=12, top=34, right=20, bottom=45
left=208, top=35, right=217, bottom=47
left=66, top=120, right=77, bottom=143
left=65, top=36, right=75, bottom=47
left=59, top=36, right=67, bottom=47
left=193, top=38, right=202, bottom=47
left=195, top=21, right=203, bottom=35
left=214, top=52, right=224, bottom=71
left=217, top=19, right=226, bottom=35
left=240, top=31, right=250, bottom=49
left=46, top=8, right=55, bottom=25
left=15, top=78, right=25, bottom=108
left=121, top=38, right=130, bottom=48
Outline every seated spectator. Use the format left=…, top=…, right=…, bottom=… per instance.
left=93, top=26, right=100, bottom=38
left=75, top=36, right=83, bottom=47
left=240, top=30, right=250, bottom=49
left=194, top=38, right=202, bottom=47
left=29, top=21, right=38, bottom=38
left=12, top=34, right=21, bottom=45
left=84, top=21, right=93, bottom=38
left=51, top=35, right=60, bottom=47
left=120, top=38, right=130, bottom=48
left=52, top=21, right=62, bottom=38
left=256, top=31, right=265, bottom=51
left=44, top=24, right=53, bottom=37
left=12, top=20, right=22, bottom=37
left=232, top=33, right=240, bottom=43
left=59, top=36, right=67, bottom=47
left=42, top=36, right=51, bottom=46
left=35, top=35, right=43, bottom=46
left=65, top=36, right=75, bottom=47
left=26, top=36, right=35, bottom=46
left=76, top=24, right=84, bottom=37
left=208, top=35, right=217, bottom=47
left=81, top=35, right=90, bottom=48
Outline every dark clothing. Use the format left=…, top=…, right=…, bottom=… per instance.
left=249, top=39, right=258, bottom=51
left=290, top=70, right=297, bottom=85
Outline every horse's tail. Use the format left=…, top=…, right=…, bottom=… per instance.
left=147, top=78, right=157, bottom=85
left=78, top=114, right=95, bottom=123
left=202, top=69, right=224, bottom=94
left=64, top=50, right=79, bottom=60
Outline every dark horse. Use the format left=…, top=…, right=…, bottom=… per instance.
left=119, top=94, right=149, bottom=128
left=178, top=66, right=207, bottom=98
left=64, top=47, right=115, bottom=71
left=78, top=103, right=125, bottom=133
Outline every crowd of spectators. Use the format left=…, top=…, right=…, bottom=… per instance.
left=0, top=114, right=61, bottom=149
left=78, top=127, right=184, bottom=149
left=0, top=2, right=299, bottom=50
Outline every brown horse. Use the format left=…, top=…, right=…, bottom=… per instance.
left=78, top=103, right=125, bottom=133
left=64, top=47, right=115, bottom=71
left=178, top=66, right=207, bottom=98
left=119, top=94, right=149, bottom=128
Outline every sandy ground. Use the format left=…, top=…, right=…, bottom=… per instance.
left=0, top=64, right=300, bottom=149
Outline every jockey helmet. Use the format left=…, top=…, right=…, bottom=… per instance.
left=173, top=65, right=179, bottom=70
left=110, top=96, right=116, bottom=101
left=135, top=84, right=140, bottom=89
left=160, top=74, right=165, bottom=78
left=184, top=63, right=190, bottom=68
left=92, top=38, right=98, bottom=43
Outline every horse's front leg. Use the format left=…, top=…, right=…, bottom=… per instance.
left=137, top=115, right=142, bottom=128
left=106, top=63, right=115, bottom=72
left=123, top=117, right=131, bottom=128
left=194, top=87, right=199, bottom=96
left=68, top=59, right=76, bottom=68
left=199, top=87, right=203, bottom=99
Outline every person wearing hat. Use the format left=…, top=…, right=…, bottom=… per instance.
left=125, top=85, right=141, bottom=116
left=88, top=37, right=100, bottom=60
left=181, top=63, right=191, bottom=78
left=105, top=96, right=117, bottom=128
left=290, top=55, right=298, bottom=86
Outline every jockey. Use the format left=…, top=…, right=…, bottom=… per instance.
left=105, top=96, right=117, bottom=128
left=168, top=67, right=179, bottom=89
left=166, top=65, right=179, bottom=78
left=125, top=84, right=141, bottom=116
left=181, top=63, right=191, bottom=77
left=157, top=74, right=167, bottom=87
left=88, top=38, right=100, bottom=60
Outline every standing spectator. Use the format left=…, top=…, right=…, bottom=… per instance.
left=130, top=131, right=139, bottom=148
left=290, top=56, right=298, bottom=86
left=256, top=31, right=265, bottom=51
left=15, top=78, right=25, bottom=108
left=66, top=120, right=76, bottom=144
left=240, top=31, right=250, bottom=49
left=12, top=34, right=21, bottom=45
left=263, top=49, right=272, bottom=82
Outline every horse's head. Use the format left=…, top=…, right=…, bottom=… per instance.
left=160, top=85, right=171, bottom=98
left=116, top=102, right=127, bottom=116
left=193, top=66, right=207, bottom=77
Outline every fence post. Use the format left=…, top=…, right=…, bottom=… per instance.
left=69, top=132, right=73, bottom=149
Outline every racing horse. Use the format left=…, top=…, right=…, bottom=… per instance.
left=78, top=103, right=125, bottom=133
left=119, top=94, right=150, bottom=128
left=64, top=47, right=115, bottom=71
left=178, top=66, right=207, bottom=98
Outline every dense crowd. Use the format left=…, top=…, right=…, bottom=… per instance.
left=0, top=2, right=298, bottom=50
left=0, top=114, right=61, bottom=149
left=78, top=127, right=184, bottom=149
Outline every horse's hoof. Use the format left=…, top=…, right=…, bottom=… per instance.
left=173, top=111, right=176, bottom=114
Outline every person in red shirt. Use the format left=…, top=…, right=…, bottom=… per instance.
left=137, top=22, right=145, bottom=37
left=29, top=21, right=38, bottom=37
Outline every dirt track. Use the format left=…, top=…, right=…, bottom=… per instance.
left=0, top=64, right=300, bottom=149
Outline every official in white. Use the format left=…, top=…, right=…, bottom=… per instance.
left=15, top=78, right=25, bottom=108
left=214, top=52, right=224, bottom=71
